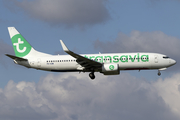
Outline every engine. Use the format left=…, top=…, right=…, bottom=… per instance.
left=101, top=63, right=120, bottom=75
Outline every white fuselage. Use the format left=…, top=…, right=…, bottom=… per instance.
left=7, top=27, right=176, bottom=79
left=15, top=52, right=176, bottom=73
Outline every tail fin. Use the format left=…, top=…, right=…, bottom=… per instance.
left=8, top=27, right=51, bottom=58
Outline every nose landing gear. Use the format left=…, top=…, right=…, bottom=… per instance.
left=158, top=70, right=161, bottom=76
left=89, top=72, right=95, bottom=80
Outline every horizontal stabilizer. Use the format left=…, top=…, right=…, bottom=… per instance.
left=5, top=54, right=27, bottom=61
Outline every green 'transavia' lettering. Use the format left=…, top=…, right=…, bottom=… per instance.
left=85, top=53, right=149, bottom=63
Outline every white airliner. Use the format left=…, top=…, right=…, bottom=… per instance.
left=6, top=27, right=176, bottom=79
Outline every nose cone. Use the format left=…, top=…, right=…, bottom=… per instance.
left=171, top=59, right=176, bottom=65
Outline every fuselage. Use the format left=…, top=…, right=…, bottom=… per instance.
left=15, top=52, right=176, bottom=73
left=7, top=27, right=177, bottom=79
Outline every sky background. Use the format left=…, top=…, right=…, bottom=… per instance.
left=1, top=0, right=180, bottom=120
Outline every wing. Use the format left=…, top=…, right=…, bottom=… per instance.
left=60, top=40, right=102, bottom=70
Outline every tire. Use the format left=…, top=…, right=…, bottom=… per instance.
left=89, top=73, right=95, bottom=80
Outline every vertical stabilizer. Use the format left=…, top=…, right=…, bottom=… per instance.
left=8, top=27, right=52, bottom=58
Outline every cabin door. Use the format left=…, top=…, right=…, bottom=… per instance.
left=37, top=58, right=41, bottom=67
left=154, top=55, right=158, bottom=63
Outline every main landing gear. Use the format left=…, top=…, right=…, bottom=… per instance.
left=89, top=72, right=95, bottom=80
left=158, top=70, right=161, bottom=76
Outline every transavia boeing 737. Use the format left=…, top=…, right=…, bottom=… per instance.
left=6, top=27, right=176, bottom=79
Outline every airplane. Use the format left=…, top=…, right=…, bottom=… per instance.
left=6, top=27, right=176, bottom=80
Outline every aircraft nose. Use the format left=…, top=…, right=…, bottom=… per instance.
left=170, top=59, right=176, bottom=65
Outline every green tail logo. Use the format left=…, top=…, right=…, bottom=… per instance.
left=11, top=34, right=32, bottom=57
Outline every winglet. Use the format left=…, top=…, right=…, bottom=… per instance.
left=60, top=40, right=69, bottom=52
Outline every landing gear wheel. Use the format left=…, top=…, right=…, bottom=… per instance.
left=89, top=72, right=95, bottom=80
left=158, top=71, right=161, bottom=76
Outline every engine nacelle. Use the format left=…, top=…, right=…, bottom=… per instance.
left=101, top=63, right=120, bottom=75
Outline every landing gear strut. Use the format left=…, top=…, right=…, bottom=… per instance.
left=158, top=70, right=161, bottom=76
left=89, top=72, right=95, bottom=80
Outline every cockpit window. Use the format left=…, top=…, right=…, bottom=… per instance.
left=163, top=56, right=170, bottom=59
